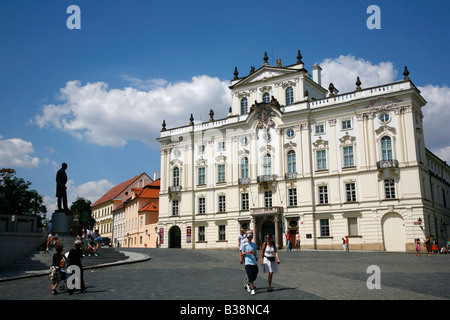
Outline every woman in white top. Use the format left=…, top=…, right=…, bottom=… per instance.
left=260, top=234, right=280, bottom=292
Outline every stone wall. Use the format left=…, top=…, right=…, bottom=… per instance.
left=0, top=231, right=46, bottom=270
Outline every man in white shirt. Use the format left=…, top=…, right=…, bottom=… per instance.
left=240, top=231, right=258, bottom=295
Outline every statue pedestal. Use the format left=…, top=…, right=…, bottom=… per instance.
left=51, top=211, right=72, bottom=234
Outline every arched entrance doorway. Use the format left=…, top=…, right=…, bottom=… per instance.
left=382, top=212, right=406, bottom=251
left=261, top=220, right=275, bottom=247
left=169, top=226, right=181, bottom=248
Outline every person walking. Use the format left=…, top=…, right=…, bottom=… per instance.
left=285, top=232, right=291, bottom=251
left=49, top=245, right=67, bottom=295
left=240, top=231, right=258, bottom=295
left=239, top=231, right=249, bottom=291
left=260, top=234, right=280, bottom=292
left=67, top=240, right=87, bottom=294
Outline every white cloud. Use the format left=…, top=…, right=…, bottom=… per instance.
left=319, top=54, right=398, bottom=93
left=33, top=56, right=449, bottom=164
left=0, top=136, right=40, bottom=168
left=67, top=179, right=115, bottom=204
left=43, top=179, right=115, bottom=219
left=419, top=84, right=450, bottom=162
left=33, top=76, right=231, bottom=148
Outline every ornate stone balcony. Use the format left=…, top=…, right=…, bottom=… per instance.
left=238, top=178, right=250, bottom=185
left=284, top=172, right=297, bottom=180
left=377, top=160, right=399, bottom=169
left=257, top=174, right=278, bottom=183
left=168, top=185, right=182, bottom=193
left=250, top=206, right=283, bottom=216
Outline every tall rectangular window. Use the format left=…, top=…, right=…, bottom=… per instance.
left=285, top=87, right=294, bottom=105
left=318, top=186, right=328, bottom=204
left=287, top=150, right=296, bottom=173
left=198, top=167, right=206, bottom=185
left=345, top=183, right=356, bottom=202
left=241, top=157, right=249, bottom=179
left=288, top=188, right=298, bottom=206
left=198, top=197, right=205, bottom=214
left=172, top=200, right=179, bottom=216
left=320, top=219, right=330, bottom=237
left=264, top=190, right=272, bottom=208
left=348, top=218, right=358, bottom=236
left=217, top=164, right=225, bottom=183
left=218, top=225, right=226, bottom=241
left=198, top=226, right=205, bottom=242
left=218, top=195, right=226, bottom=212
left=241, top=193, right=249, bottom=211
left=317, top=150, right=327, bottom=170
left=343, top=146, right=354, bottom=167
left=384, top=179, right=396, bottom=199
left=381, top=136, right=393, bottom=161
left=173, top=167, right=180, bottom=186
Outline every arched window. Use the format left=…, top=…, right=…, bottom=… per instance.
left=381, top=136, right=393, bottom=160
left=263, top=153, right=272, bottom=175
left=241, top=157, right=249, bottom=179
left=285, top=87, right=294, bottom=105
left=287, top=150, right=296, bottom=173
left=173, top=167, right=180, bottom=186
left=263, top=92, right=270, bottom=103
left=241, top=97, right=248, bottom=114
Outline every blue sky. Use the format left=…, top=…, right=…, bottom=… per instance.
left=0, top=0, right=449, bottom=218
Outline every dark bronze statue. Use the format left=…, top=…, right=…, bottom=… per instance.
left=56, top=163, right=69, bottom=213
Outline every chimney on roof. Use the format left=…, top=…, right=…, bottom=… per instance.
left=153, top=172, right=159, bottom=180
left=311, top=64, right=322, bottom=86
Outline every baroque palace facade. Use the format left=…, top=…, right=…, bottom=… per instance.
left=157, top=51, right=450, bottom=251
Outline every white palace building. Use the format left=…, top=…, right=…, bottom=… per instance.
left=157, top=51, right=450, bottom=251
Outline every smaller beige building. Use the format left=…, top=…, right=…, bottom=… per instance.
left=119, top=179, right=160, bottom=248
left=91, top=172, right=152, bottom=244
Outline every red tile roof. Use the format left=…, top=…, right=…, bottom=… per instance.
left=139, top=200, right=159, bottom=213
left=91, top=173, right=151, bottom=207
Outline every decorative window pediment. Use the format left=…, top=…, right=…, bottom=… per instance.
left=196, top=157, right=207, bottom=167
left=313, top=138, right=328, bottom=150
left=215, top=154, right=226, bottom=164
left=170, top=159, right=183, bottom=167
left=375, top=125, right=396, bottom=136
left=339, top=134, right=356, bottom=145
left=284, top=140, right=297, bottom=149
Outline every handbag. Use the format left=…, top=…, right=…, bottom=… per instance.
left=265, top=255, right=275, bottom=262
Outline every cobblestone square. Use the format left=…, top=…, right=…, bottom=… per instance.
left=0, top=248, right=448, bottom=303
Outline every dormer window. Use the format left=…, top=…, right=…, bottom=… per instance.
left=241, top=97, right=248, bottom=114
left=285, top=87, right=294, bottom=105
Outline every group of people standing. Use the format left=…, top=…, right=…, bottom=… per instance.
left=49, top=238, right=86, bottom=295
left=284, top=230, right=301, bottom=251
left=417, top=235, right=450, bottom=256
left=238, top=230, right=281, bottom=295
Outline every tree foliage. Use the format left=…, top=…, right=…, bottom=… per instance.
left=0, top=168, right=47, bottom=226
left=70, top=197, right=92, bottom=215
